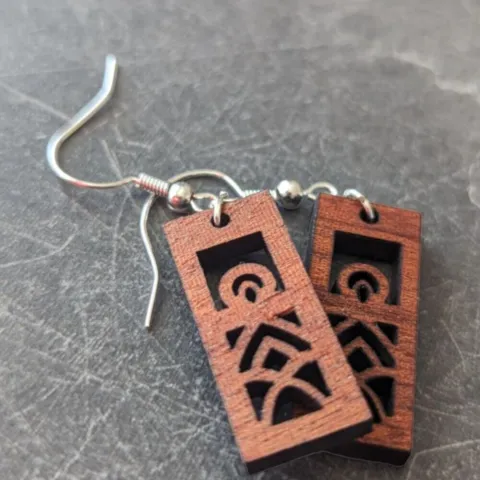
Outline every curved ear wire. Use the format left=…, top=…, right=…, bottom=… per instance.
left=140, top=193, right=160, bottom=331
left=46, top=54, right=342, bottom=331
left=46, top=54, right=137, bottom=189
left=139, top=169, right=245, bottom=330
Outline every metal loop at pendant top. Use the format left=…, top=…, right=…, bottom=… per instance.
left=343, top=188, right=377, bottom=222
left=191, top=191, right=217, bottom=213
left=211, top=192, right=228, bottom=227
left=304, top=181, right=338, bottom=200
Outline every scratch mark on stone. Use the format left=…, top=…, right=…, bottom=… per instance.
left=51, top=418, right=99, bottom=480
left=101, top=139, right=124, bottom=180
left=66, top=196, right=116, bottom=234
left=32, top=372, right=86, bottom=436
left=406, top=439, right=480, bottom=480
left=440, top=310, right=466, bottom=372
left=0, top=430, right=31, bottom=457
left=111, top=124, right=124, bottom=143
left=415, top=404, right=467, bottom=420
left=467, top=160, right=480, bottom=210
left=111, top=194, right=128, bottom=293
left=126, top=140, right=153, bottom=151
left=0, top=80, right=69, bottom=121
left=393, top=50, right=480, bottom=105
left=0, top=231, right=76, bottom=269
left=0, top=220, right=61, bottom=250
left=0, top=391, right=58, bottom=459
left=0, top=65, right=89, bottom=80
left=101, top=139, right=140, bottom=213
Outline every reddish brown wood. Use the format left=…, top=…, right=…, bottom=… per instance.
left=306, top=193, right=422, bottom=465
left=164, top=192, right=372, bottom=473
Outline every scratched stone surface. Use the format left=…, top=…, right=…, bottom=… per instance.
left=0, top=1, right=479, bottom=479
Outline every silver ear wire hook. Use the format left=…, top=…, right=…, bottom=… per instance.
left=47, top=54, right=374, bottom=332
left=46, top=55, right=138, bottom=189
left=45, top=54, right=248, bottom=331
left=46, top=55, right=175, bottom=199
left=140, top=193, right=160, bottom=331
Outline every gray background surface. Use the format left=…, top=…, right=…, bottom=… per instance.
left=1, top=1, right=479, bottom=479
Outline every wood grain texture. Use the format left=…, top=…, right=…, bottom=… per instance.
left=306, top=193, right=422, bottom=465
left=164, top=192, right=372, bottom=473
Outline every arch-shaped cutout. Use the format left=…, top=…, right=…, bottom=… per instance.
left=272, top=386, right=321, bottom=425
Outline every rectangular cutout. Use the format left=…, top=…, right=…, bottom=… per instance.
left=330, top=231, right=402, bottom=305
left=197, top=232, right=284, bottom=311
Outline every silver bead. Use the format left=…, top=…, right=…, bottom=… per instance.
left=275, top=179, right=303, bottom=210
left=167, top=181, right=193, bottom=213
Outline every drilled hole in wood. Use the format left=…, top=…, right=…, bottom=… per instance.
left=211, top=213, right=230, bottom=227
left=360, top=208, right=379, bottom=224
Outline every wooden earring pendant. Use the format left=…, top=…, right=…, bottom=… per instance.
left=47, top=54, right=425, bottom=471
left=164, top=191, right=372, bottom=473
left=306, top=193, right=422, bottom=465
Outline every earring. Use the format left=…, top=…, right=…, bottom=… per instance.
left=46, top=55, right=373, bottom=473
left=305, top=190, right=421, bottom=465
left=203, top=175, right=423, bottom=466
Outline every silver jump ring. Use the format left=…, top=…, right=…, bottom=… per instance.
left=191, top=192, right=216, bottom=213
left=212, top=192, right=229, bottom=227
left=304, top=181, right=339, bottom=200
left=343, top=188, right=376, bottom=222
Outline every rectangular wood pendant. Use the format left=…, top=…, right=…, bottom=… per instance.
left=306, top=193, right=422, bottom=465
left=164, top=192, right=372, bottom=473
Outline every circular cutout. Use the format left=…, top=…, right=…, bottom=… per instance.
left=360, top=207, right=379, bottom=224
left=211, top=213, right=230, bottom=228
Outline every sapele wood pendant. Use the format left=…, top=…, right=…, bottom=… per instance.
left=164, top=192, right=372, bottom=473
left=306, top=193, right=422, bottom=465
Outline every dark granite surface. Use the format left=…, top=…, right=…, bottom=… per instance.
left=1, top=1, right=479, bottom=479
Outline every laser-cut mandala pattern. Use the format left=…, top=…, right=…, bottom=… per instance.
left=220, top=263, right=332, bottom=425
left=329, top=263, right=398, bottom=424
